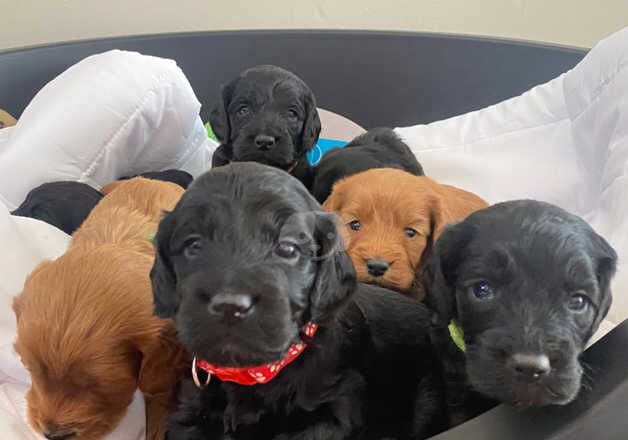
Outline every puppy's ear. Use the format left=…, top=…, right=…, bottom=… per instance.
left=425, top=183, right=486, bottom=256
left=587, top=231, right=617, bottom=339
left=428, top=194, right=456, bottom=245
left=133, top=319, right=185, bottom=438
left=423, top=221, right=474, bottom=324
left=136, top=320, right=185, bottom=396
left=209, top=82, right=234, bottom=144
left=150, top=212, right=180, bottom=318
left=321, top=183, right=342, bottom=212
left=309, top=212, right=356, bottom=323
left=300, top=94, right=322, bottom=153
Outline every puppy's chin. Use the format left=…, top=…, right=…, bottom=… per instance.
left=353, top=260, right=416, bottom=295
left=466, top=345, right=583, bottom=407
left=232, top=142, right=298, bottom=170
left=201, top=341, right=295, bottom=368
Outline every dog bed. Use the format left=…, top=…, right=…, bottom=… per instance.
left=1, top=28, right=627, bottom=439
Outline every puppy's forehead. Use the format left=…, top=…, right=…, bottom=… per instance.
left=464, top=203, right=598, bottom=282
left=179, top=164, right=318, bottom=228
left=332, top=171, right=433, bottom=225
left=234, top=70, right=307, bottom=105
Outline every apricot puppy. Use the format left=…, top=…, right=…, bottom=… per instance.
left=13, top=177, right=186, bottom=440
left=324, top=168, right=488, bottom=299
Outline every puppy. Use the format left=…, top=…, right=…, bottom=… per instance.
left=423, top=200, right=617, bottom=427
left=118, top=169, right=194, bottom=189
left=13, top=177, right=186, bottom=440
left=323, top=168, right=488, bottom=299
left=11, top=181, right=103, bottom=234
left=209, top=65, right=321, bottom=189
left=150, top=163, right=445, bottom=439
left=312, top=127, right=424, bottom=203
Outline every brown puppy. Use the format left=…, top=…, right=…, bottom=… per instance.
left=324, top=168, right=488, bottom=299
left=13, top=177, right=186, bottom=440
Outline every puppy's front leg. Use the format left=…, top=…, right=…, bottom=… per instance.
left=273, top=374, right=365, bottom=440
left=272, top=423, right=346, bottom=440
left=166, top=380, right=230, bottom=440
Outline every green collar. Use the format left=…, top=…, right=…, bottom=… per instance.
left=147, top=233, right=156, bottom=243
left=448, top=320, right=466, bottom=352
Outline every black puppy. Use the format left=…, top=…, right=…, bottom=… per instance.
left=209, top=65, right=321, bottom=189
left=423, top=200, right=617, bottom=427
left=119, top=169, right=194, bottom=189
left=150, top=163, right=444, bottom=439
left=11, top=181, right=103, bottom=234
left=312, top=127, right=424, bottom=203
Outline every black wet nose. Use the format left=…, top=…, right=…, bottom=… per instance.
left=208, top=293, right=254, bottom=320
left=254, top=134, right=276, bottom=151
left=508, top=353, right=551, bottom=381
left=366, top=259, right=390, bottom=277
left=44, top=432, right=75, bottom=440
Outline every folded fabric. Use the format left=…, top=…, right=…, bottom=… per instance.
left=396, top=26, right=628, bottom=342
left=0, top=49, right=217, bottom=212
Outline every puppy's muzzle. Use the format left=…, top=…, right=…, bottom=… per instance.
left=366, top=258, right=390, bottom=277
left=208, top=292, right=254, bottom=323
left=507, top=353, right=551, bottom=382
left=255, top=134, right=277, bottom=151
left=44, top=427, right=76, bottom=440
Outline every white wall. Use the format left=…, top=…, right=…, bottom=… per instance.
left=1, top=0, right=627, bottom=51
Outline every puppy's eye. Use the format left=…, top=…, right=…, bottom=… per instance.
left=287, top=109, right=299, bottom=120
left=567, top=293, right=589, bottom=312
left=471, top=281, right=494, bottom=300
left=183, top=236, right=204, bottom=259
left=276, top=241, right=300, bottom=259
left=347, top=220, right=361, bottom=231
left=236, top=105, right=250, bottom=117
left=404, top=228, right=418, bottom=238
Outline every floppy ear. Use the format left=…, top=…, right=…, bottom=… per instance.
left=321, top=183, right=342, bottom=212
left=209, top=82, right=234, bottom=144
left=134, top=320, right=185, bottom=439
left=150, top=213, right=180, bottom=318
left=423, top=222, right=474, bottom=325
left=428, top=192, right=462, bottom=246
left=426, top=183, right=487, bottom=251
left=587, top=231, right=617, bottom=339
left=309, top=212, right=356, bottom=323
left=300, top=93, right=322, bottom=154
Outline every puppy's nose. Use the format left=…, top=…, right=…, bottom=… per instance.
left=508, top=353, right=551, bottom=381
left=366, top=259, right=390, bottom=277
left=208, top=293, right=254, bottom=321
left=44, top=432, right=75, bottom=440
left=254, top=134, right=276, bottom=151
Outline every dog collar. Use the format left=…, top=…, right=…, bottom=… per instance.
left=192, top=322, right=318, bottom=388
left=147, top=233, right=156, bottom=243
left=285, top=158, right=300, bottom=174
left=448, top=320, right=466, bottom=352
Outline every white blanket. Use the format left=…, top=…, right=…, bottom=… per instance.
left=1, top=26, right=627, bottom=438
left=396, top=26, right=628, bottom=340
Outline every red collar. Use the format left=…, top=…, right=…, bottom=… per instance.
left=192, top=322, right=318, bottom=388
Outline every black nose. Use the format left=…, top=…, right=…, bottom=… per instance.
left=508, top=353, right=551, bottom=381
left=366, top=259, right=390, bottom=277
left=44, top=433, right=75, bottom=440
left=254, top=134, right=276, bottom=151
left=208, top=293, right=254, bottom=321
